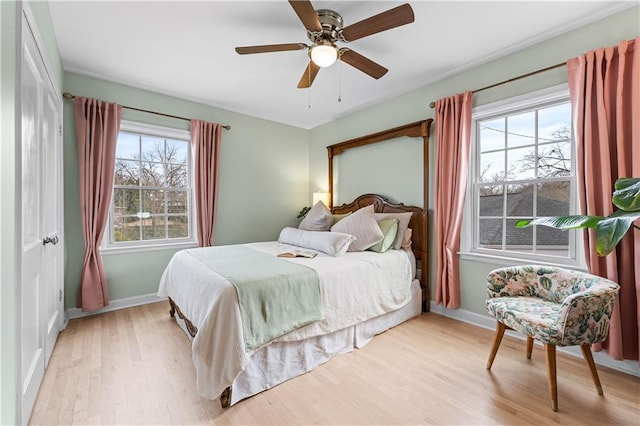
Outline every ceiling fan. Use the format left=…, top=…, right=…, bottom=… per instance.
left=235, top=1, right=415, bottom=88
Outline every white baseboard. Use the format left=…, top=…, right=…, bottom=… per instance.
left=429, top=301, right=640, bottom=378
left=66, top=293, right=167, bottom=320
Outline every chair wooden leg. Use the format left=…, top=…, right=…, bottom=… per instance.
left=486, top=321, right=506, bottom=369
left=526, top=336, right=534, bottom=359
left=544, top=343, right=558, bottom=412
left=580, top=343, right=603, bottom=395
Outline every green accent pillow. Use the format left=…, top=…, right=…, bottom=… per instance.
left=368, top=218, right=399, bottom=253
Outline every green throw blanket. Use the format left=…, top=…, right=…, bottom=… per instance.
left=189, top=246, right=323, bottom=351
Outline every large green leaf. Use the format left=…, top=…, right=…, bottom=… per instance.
left=514, top=177, right=639, bottom=257
left=515, top=215, right=603, bottom=229
left=595, top=210, right=640, bottom=255
left=612, top=177, right=640, bottom=212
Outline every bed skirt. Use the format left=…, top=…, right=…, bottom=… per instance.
left=171, top=278, right=422, bottom=406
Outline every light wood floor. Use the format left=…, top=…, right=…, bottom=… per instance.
left=30, top=301, right=639, bottom=425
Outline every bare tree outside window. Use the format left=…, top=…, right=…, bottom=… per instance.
left=112, top=132, right=190, bottom=243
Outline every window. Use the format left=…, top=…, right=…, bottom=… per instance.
left=103, top=121, right=196, bottom=252
left=462, top=85, right=583, bottom=267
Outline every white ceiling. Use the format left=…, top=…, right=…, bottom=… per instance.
left=48, top=1, right=635, bottom=129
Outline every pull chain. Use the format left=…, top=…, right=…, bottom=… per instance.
left=307, top=63, right=312, bottom=109
left=337, top=59, right=342, bottom=103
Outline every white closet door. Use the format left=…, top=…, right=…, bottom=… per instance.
left=20, top=12, right=64, bottom=423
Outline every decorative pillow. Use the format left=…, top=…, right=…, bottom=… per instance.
left=331, top=205, right=383, bottom=252
left=299, top=201, right=333, bottom=231
left=374, top=212, right=413, bottom=250
left=332, top=212, right=352, bottom=223
left=278, top=227, right=355, bottom=256
left=368, top=218, right=399, bottom=253
left=401, top=228, right=413, bottom=249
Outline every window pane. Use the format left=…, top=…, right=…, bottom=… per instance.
left=505, top=219, right=533, bottom=251
left=141, top=161, right=165, bottom=187
left=479, top=218, right=503, bottom=248
left=116, top=132, right=139, bottom=159
left=479, top=151, right=504, bottom=182
left=165, top=162, right=188, bottom=188
left=509, top=147, right=535, bottom=180
left=114, top=160, right=140, bottom=186
left=479, top=185, right=503, bottom=217
left=141, top=189, right=165, bottom=214
left=167, top=190, right=188, bottom=214
left=168, top=215, right=188, bottom=238
left=507, top=184, right=533, bottom=216
left=113, top=188, right=140, bottom=215
left=536, top=182, right=570, bottom=216
left=536, top=141, right=572, bottom=178
left=141, top=136, right=164, bottom=162
left=538, top=103, right=571, bottom=143
left=536, top=226, right=569, bottom=249
left=507, top=111, right=535, bottom=148
left=113, top=216, right=140, bottom=242
left=166, top=139, right=188, bottom=164
left=479, top=118, right=505, bottom=152
left=142, top=216, right=166, bottom=240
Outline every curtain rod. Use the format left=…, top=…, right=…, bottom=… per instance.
left=428, top=61, right=566, bottom=108
left=62, top=92, right=231, bottom=130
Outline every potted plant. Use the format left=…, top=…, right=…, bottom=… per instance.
left=516, top=177, right=640, bottom=256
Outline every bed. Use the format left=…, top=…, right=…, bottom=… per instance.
left=157, top=193, right=427, bottom=407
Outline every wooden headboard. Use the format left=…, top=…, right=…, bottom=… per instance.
left=331, top=194, right=426, bottom=261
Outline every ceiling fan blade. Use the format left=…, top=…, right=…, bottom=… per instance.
left=340, top=49, right=388, bottom=79
left=289, top=0, right=322, bottom=33
left=235, top=43, right=307, bottom=55
left=340, top=3, right=414, bottom=42
left=297, top=61, right=321, bottom=88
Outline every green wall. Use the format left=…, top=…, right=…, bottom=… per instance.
left=1, top=3, right=19, bottom=423
left=309, top=6, right=640, bottom=317
left=63, top=73, right=310, bottom=307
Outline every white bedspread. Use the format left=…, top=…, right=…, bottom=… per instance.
left=157, top=241, right=413, bottom=399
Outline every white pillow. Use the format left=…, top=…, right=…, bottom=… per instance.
left=331, top=205, right=384, bottom=252
left=298, top=201, right=333, bottom=231
left=278, top=227, right=355, bottom=256
left=374, top=212, right=413, bottom=249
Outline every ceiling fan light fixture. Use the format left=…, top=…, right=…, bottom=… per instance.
left=310, top=42, right=338, bottom=67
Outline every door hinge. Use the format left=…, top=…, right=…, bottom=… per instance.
left=58, top=124, right=62, bottom=136
left=59, top=289, right=62, bottom=302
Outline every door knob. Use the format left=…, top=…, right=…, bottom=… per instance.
left=43, top=235, right=59, bottom=246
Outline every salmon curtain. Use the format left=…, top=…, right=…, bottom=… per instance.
left=74, top=97, right=122, bottom=312
left=434, top=91, right=473, bottom=309
left=190, top=119, right=223, bottom=247
left=567, top=37, right=640, bottom=361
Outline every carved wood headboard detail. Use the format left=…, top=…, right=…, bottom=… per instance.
left=326, top=119, right=433, bottom=311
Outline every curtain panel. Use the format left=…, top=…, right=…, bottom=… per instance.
left=190, top=119, right=223, bottom=247
left=567, top=37, right=640, bottom=362
left=434, top=91, right=473, bottom=309
left=74, top=97, right=122, bottom=312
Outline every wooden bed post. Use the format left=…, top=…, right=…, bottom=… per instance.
left=326, top=119, right=433, bottom=312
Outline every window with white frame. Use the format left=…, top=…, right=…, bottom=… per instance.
left=462, top=85, right=582, bottom=266
left=103, top=121, right=196, bottom=251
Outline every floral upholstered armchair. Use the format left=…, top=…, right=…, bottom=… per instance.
left=485, top=265, right=620, bottom=411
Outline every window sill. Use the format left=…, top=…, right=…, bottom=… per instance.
left=101, top=241, right=198, bottom=256
left=459, top=250, right=587, bottom=271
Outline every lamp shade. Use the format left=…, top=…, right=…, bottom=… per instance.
left=312, top=192, right=329, bottom=206
left=310, top=44, right=338, bottom=67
